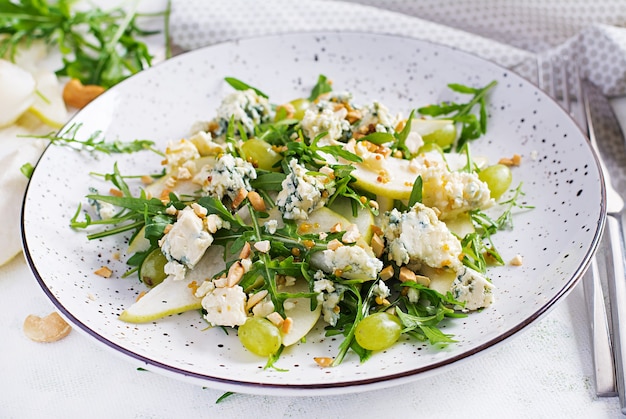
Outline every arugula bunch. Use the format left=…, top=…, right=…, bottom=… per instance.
left=0, top=0, right=165, bottom=88
left=418, top=81, right=497, bottom=152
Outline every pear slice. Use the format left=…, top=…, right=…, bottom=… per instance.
left=420, top=265, right=457, bottom=295
left=351, top=156, right=417, bottom=200
left=27, top=70, right=68, bottom=128
left=281, top=279, right=322, bottom=346
left=119, top=245, right=225, bottom=323
left=411, top=118, right=455, bottom=136
left=127, top=226, right=151, bottom=255
left=329, top=196, right=375, bottom=243
left=0, top=59, right=36, bottom=127
left=444, top=212, right=475, bottom=238
left=299, top=206, right=351, bottom=233
left=144, top=155, right=216, bottom=199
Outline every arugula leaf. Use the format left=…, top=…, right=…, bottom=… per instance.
left=250, top=172, right=287, bottom=191
left=417, top=81, right=497, bottom=152
left=25, top=123, right=157, bottom=155
left=408, top=176, right=423, bottom=208
left=396, top=309, right=457, bottom=344
left=308, top=74, right=332, bottom=101
left=358, top=132, right=395, bottom=145
left=224, top=77, right=269, bottom=98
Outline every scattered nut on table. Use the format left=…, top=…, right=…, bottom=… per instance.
left=62, top=78, right=105, bottom=109
left=23, top=312, right=72, bottom=343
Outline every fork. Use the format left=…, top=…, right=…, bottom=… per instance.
left=537, top=55, right=617, bottom=397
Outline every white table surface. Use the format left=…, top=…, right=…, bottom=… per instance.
left=2, top=5, right=626, bottom=418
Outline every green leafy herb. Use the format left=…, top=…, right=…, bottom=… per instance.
left=0, top=0, right=166, bottom=88
left=225, top=77, right=269, bottom=99
left=463, top=183, right=532, bottom=273
left=418, top=81, right=497, bottom=152
left=408, top=175, right=423, bottom=208
left=308, top=74, right=332, bottom=101
left=26, top=123, right=158, bottom=155
left=215, top=392, right=236, bottom=404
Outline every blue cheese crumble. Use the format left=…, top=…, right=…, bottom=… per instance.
left=313, top=244, right=383, bottom=281
left=201, top=285, right=248, bottom=327
left=198, top=153, right=257, bottom=201
left=211, top=89, right=272, bottom=137
left=452, top=267, right=494, bottom=311
left=158, top=206, right=214, bottom=281
left=276, top=158, right=336, bottom=220
left=301, top=98, right=351, bottom=143
left=382, top=202, right=462, bottom=269
left=409, top=150, right=493, bottom=220
left=381, top=202, right=494, bottom=309
left=356, top=101, right=399, bottom=135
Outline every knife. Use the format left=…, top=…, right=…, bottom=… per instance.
left=583, top=80, right=626, bottom=411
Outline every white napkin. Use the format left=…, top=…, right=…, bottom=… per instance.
left=169, top=0, right=626, bottom=96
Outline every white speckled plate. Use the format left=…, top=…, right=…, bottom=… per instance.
left=22, top=32, right=605, bottom=396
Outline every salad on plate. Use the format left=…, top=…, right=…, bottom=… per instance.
left=72, top=75, right=527, bottom=368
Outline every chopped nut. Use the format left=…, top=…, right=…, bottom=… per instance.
left=314, top=357, right=334, bottom=368
left=498, top=153, right=522, bottom=166
left=239, top=242, right=252, bottom=259
left=94, top=266, right=112, bottom=278
left=346, top=109, right=362, bottom=124
left=266, top=311, right=284, bottom=328
left=246, top=290, right=269, bottom=310
left=231, top=188, right=248, bottom=208
left=379, top=265, right=394, bottom=281
left=62, top=78, right=105, bottom=109
left=23, top=312, right=71, bottom=343
left=371, top=234, right=384, bottom=258
left=398, top=267, right=417, bottom=283
left=330, top=222, right=342, bottom=233
left=327, top=239, right=343, bottom=251
left=191, top=202, right=208, bottom=218
left=254, top=240, right=271, bottom=253
left=247, top=191, right=266, bottom=212
left=510, top=254, right=523, bottom=266
left=415, top=275, right=431, bottom=287
left=109, top=188, right=123, bottom=197
left=205, top=214, right=223, bottom=234
left=141, top=175, right=154, bottom=185
left=341, top=224, right=361, bottom=244
left=226, top=261, right=245, bottom=287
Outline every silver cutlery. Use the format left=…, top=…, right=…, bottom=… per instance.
left=538, top=56, right=618, bottom=398
left=582, top=80, right=626, bottom=411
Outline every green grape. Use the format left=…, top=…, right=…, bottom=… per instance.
left=355, top=312, right=402, bottom=351
left=421, top=122, right=457, bottom=149
left=239, top=138, right=282, bottom=171
left=139, top=248, right=168, bottom=288
left=290, top=98, right=310, bottom=120
left=275, top=98, right=311, bottom=121
left=238, top=317, right=282, bottom=356
left=416, top=142, right=444, bottom=156
left=478, top=164, right=513, bottom=200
